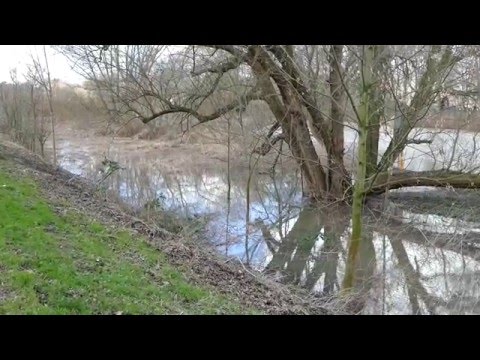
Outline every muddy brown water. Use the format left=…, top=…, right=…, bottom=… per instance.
left=44, top=128, right=480, bottom=315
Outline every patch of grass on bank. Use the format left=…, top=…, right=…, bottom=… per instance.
left=0, top=163, right=256, bottom=314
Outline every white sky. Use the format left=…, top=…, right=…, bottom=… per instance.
left=0, top=45, right=84, bottom=85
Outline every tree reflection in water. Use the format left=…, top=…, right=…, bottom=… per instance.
left=254, top=199, right=480, bottom=314
left=52, top=137, right=480, bottom=314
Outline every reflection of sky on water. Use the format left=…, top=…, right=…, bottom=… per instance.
left=403, top=212, right=480, bottom=235
left=49, top=130, right=480, bottom=314
left=52, top=137, right=303, bottom=267
left=341, top=126, right=480, bottom=172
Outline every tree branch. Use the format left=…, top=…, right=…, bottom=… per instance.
left=253, top=133, right=284, bottom=156
left=265, top=45, right=287, bottom=64
left=191, top=55, right=246, bottom=76
left=376, top=46, right=461, bottom=174
left=138, top=86, right=262, bottom=124
left=207, top=45, right=247, bottom=58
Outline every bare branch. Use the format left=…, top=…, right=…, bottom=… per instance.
left=138, top=86, right=262, bottom=124
left=208, top=45, right=247, bottom=58
left=253, top=133, right=284, bottom=156
left=191, top=55, right=246, bottom=76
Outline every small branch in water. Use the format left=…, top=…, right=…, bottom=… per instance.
left=96, top=158, right=125, bottom=186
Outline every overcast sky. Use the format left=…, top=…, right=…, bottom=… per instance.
left=0, top=45, right=84, bottom=85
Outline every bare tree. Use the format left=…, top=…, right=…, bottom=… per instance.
left=57, top=45, right=480, bottom=294
left=58, top=45, right=480, bottom=198
left=27, top=46, right=57, bottom=166
left=0, top=70, right=37, bottom=151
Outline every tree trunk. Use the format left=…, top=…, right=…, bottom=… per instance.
left=248, top=49, right=328, bottom=199
left=39, top=113, right=45, bottom=158
left=49, top=110, right=57, bottom=166
left=283, top=107, right=327, bottom=200
left=40, top=46, right=57, bottom=167
left=365, top=101, right=381, bottom=178
left=327, top=45, right=350, bottom=199
left=30, top=84, right=37, bottom=154
left=365, top=46, right=386, bottom=179
left=343, top=45, right=375, bottom=291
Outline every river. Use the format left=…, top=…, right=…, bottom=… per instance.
left=46, top=127, right=480, bottom=314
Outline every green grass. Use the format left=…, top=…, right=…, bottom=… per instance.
left=0, top=164, right=256, bottom=314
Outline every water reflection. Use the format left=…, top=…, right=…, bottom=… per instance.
left=48, top=133, right=480, bottom=314
left=334, top=126, right=480, bottom=173
left=51, top=136, right=304, bottom=264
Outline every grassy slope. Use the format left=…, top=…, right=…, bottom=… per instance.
left=0, top=163, right=256, bottom=314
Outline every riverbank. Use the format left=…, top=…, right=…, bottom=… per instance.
left=0, top=139, right=329, bottom=314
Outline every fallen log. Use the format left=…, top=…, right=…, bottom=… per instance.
left=368, top=170, right=480, bottom=194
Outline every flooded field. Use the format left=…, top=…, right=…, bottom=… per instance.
left=46, top=127, right=480, bottom=314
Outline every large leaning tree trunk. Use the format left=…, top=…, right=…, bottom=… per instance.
left=58, top=45, right=480, bottom=201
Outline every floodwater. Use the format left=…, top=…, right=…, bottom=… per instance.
left=47, top=127, right=480, bottom=315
